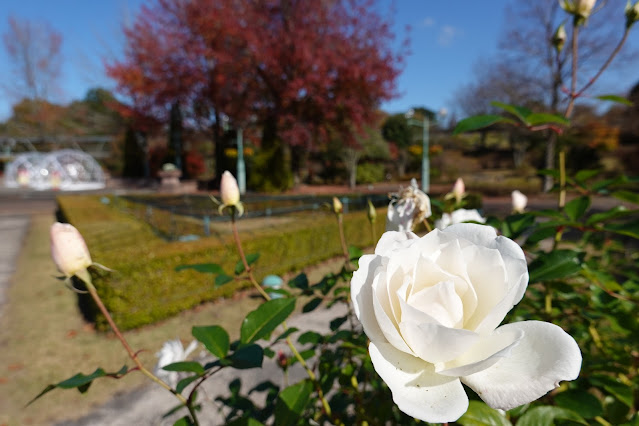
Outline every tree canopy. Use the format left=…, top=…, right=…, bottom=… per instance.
left=107, top=0, right=405, bottom=188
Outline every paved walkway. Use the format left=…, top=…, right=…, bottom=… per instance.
left=0, top=190, right=56, bottom=320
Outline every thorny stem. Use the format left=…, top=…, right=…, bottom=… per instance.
left=82, top=277, right=191, bottom=411
left=230, top=210, right=337, bottom=422
left=230, top=211, right=270, bottom=301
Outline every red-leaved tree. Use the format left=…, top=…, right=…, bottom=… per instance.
left=107, top=0, right=405, bottom=189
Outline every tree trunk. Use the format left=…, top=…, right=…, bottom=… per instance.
left=398, top=149, right=407, bottom=177
left=256, top=115, right=292, bottom=191
left=213, top=110, right=224, bottom=186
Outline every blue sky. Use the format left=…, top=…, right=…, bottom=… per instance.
left=0, top=1, right=637, bottom=122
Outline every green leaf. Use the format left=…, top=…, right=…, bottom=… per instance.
left=574, top=169, right=600, bottom=183
left=595, top=94, right=633, bottom=106
left=240, top=298, right=296, bottom=343
left=586, top=205, right=630, bottom=225
left=192, top=325, right=229, bottom=359
left=525, top=113, right=570, bottom=126
left=288, top=273, right=309, bottom=289
left=162, top=361, right=204, bottom=375
left=215, top=274, right=233, bottom=287
left=173, top=416, right=195, bottom=426
left=235, top=253, right=260, bottom=275
left=176, top=375, right=200, bottom=394
left=529, top=250, right=582, bottom=283
left=348, top=246, right=363, bottom=261
left=490, top=101, right=531, bottom=123
left=28, top=366, right=128, bottom=405
left=227, top=344, right=263, bottom=369
left=612, top=190, right=639, bottom=205
left=175, top=263, right=224, bottom=274
left=554, top=389, right=604, bottom=419
left=526, top=226, right=557, bottom=245
left=298, top=331, right=323, bottom=345
left=501, top=213, right=535, bottom=239
left=538, top=169, right=560, bottom=178
left=604, top=219, right=639, bottom=239
left=274, top=327, right=298, bottom=342
left=564, top=196, right=590, bottom=221
left=302, top=297, right=322, bottom=313
left=458, top=400, right=512, bottom=426
left=590, top=375, right=634, bottom=408
left=453, top=115, right=512, bottom=134
left=274, top=380, right=313, bottom=426
left=516, top=406, right=588, bottom=426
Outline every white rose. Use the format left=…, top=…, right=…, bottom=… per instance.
left=154, top=339, right=199, bottom=388
left=512, top=190, right=528, bottom=213
left=50, top=222, right=93, bottom=280
left=435, top=208, right=486, bottom=230
left=351, top=224, right=582, bottom=423
left=386, top=179, right=432, bottom=232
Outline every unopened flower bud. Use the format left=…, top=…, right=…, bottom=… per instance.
left=332, top=197, right=343, bottom=215
left=560, top=0, right=596, bottom=25
left=511, top=190, right=528, bottom=214
left=552, top=23, right=567, bottom=52
left=452, top=177, right=466, bottom=205
left=626, top=0, right=639, bottom=28
left=220, top=171, right=240, bottom=206
left=50, top=222, right=92, bottom=280
left=367, top=200, right=377, bottom=223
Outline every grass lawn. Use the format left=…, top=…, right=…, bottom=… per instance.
left=0, top=213, right=345, bottom=425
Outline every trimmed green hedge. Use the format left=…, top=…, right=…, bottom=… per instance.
left=57, top=195, right=386, bottom=331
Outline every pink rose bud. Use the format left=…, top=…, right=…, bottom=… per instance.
left=50, top=222, right=92, bottom=278
left=452, top=177, right=466, bottom=204
left=220, top=171, right=240, bottom=206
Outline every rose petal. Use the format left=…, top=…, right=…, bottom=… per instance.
left=372, top=273, right=413, bottom=353
left=399, top=318, right=479, bottom=363
left=460, top=244, right=508, bottom=330
left=473, top=270, right=528, bottom=335
left=351, top=254, right=386, bottom=342
left=408, top=281, right=464, bottom=328
left=442, top=223, right=528, bottom=333
left=370, top=341, right=469, bottom=423
left=375, top=230, right=419, bottom=257
left=436, top=327, right=524, bottom=377
left=446, top=224, right=528, bottom=305
left=461, top=321, right=582, bottom=411
left=429, top=238, right=478, bottom=320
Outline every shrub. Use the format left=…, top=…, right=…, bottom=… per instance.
left=57, top=195, right=386, bottom=330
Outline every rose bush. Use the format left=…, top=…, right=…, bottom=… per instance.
left=351, top=223, right=582, bottom=423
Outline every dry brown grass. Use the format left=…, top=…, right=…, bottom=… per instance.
left=0, top=213, right=351, bottom=426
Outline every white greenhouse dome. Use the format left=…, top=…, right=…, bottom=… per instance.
left=4, top=149, right=106, bottom=191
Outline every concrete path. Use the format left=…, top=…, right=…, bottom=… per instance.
left=0, top=215, right=30, bottom=318
left=0, top=189, right=56, bottom=319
